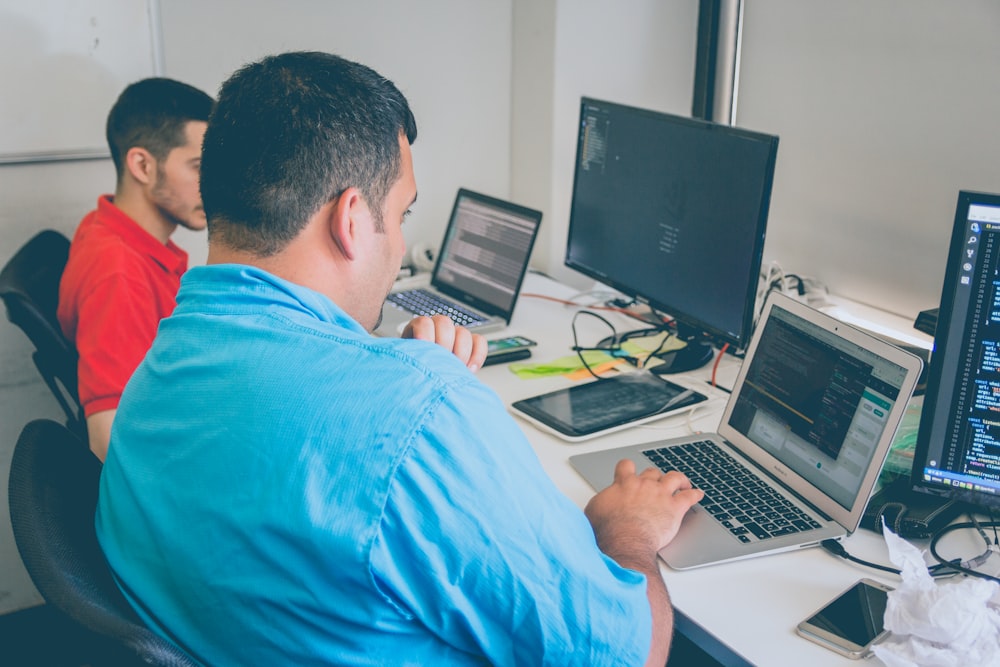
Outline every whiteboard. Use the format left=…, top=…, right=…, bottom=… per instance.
left=0, top=0, right=162, bottom=163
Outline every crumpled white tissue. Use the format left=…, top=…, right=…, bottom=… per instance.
left=871, top=525, right=1000, bottom=667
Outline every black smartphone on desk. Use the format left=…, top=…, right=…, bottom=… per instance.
left=483, top=335, right=536, bottom=366
left=796, top=578, right=892, bottom=659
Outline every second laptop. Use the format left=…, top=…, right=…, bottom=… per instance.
left=375, top=188, right=542, bottom=336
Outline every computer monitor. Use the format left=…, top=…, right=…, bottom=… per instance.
left=564, top=97, right=779, bottom=373
left=912, top=190, right=1000, bottom=512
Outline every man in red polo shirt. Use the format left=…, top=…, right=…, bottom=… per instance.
left=58, top=78, right=214, bottom=461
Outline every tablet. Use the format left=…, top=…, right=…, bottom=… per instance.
left=510, top=371, right=708, bottom=442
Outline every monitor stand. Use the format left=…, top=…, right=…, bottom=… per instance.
left=649, top=326, right=715, bottom=375
left=597, top=324, right=716, bottom=375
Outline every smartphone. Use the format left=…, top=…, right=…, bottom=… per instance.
left=484, top=335, right=536, bottom=366
left=486, top=335, right=536, bottom=355
left=796, top=578, right=893, bottom=659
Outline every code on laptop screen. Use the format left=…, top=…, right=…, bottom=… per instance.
left=728, top=305, right=906, bottom=509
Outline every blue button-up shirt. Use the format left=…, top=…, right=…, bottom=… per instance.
left=97, top=264, right=651, bottom=666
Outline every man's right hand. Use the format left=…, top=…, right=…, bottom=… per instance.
left=584, top=459, right=703, bottom=562
left=584, top=459, right=704, bottom=667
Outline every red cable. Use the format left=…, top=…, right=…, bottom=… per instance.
left=712, top=343, right=729, bottom=388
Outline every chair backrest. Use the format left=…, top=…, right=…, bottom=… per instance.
left=8, top=419, right=199, bottom=667
left=0, top=230, right=85, bottom=438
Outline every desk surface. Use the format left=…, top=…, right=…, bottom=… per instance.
left=479, top=272, right=916, bottom=667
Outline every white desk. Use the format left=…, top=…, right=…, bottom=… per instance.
left=479, top=271, right=914, bottom=666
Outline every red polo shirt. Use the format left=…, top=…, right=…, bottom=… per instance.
left=58, top=195, right=188, bottom=416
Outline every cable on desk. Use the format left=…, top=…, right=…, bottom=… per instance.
left=520, top=292, right=673, bottom=326
left=928, top=518, right=1000, bottom=583
left=820, top=539, right=901, bottom=575
left=522, top=290, right=729, bottom=382
left=570, top=310, right=641, bottom=379
left=520, top=292, right=641, bottom=320
left=820, top=539, right=960, bottom=578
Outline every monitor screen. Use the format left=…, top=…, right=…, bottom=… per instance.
left=912, top=190, right=1000, bottom=511
left=564, top=98, right=779, bottom=371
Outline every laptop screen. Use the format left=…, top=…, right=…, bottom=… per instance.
left=726, top=304, right=910, bottom=509
left=432, top=189, right=542, bottom=317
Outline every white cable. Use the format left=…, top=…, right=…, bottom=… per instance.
left=408, top=242, right=436, bottom=272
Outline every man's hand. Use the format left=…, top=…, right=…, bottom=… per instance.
left=402, top=314, right=488, bottom=371
left=584, top=459, right=704, bottom=564
left=584, top=459, right=704, bottom=667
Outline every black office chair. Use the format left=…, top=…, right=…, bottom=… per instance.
left=0, top=230, right=85, bottom=439
left=8, top=419, right=200, bottom=667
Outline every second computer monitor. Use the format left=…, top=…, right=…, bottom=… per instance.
left=911, top=190, right=1000, bottom=512
left=565, top=97, right=779, bottom=371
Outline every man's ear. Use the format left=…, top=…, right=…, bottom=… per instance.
left=329, top=187, right=368, bottom=261
left=124, top=147, right=157, bottom=186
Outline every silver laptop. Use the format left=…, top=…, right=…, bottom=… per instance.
left=570, top=292, right=922, bottom=570
left=375, top=188, right=542, bottom=336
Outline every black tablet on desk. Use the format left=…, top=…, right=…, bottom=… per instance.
left=510, top=371, right=708, bottom=442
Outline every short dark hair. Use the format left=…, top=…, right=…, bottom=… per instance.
left=200, top=51, right=418, bottom=256
left=106, top=78, right=214, bottom=180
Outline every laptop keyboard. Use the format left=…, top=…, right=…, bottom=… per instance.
left=642, top=441, right=823, bottom=543
left=386, top=288, right=489, bottom=328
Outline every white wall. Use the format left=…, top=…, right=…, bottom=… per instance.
left=737, top=0, right=1000, bottom=319
left=512, top=0, right=700, bottom=287
left=159, top=0, right=514, bottom=265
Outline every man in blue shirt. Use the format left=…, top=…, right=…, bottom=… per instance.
left=96, top=51, right=703, bottom=666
